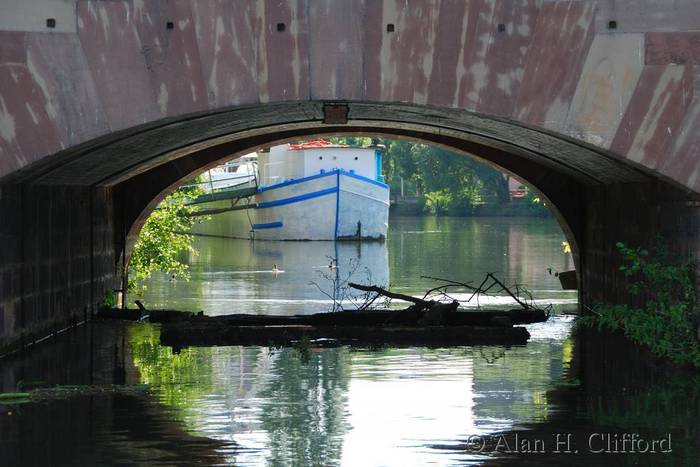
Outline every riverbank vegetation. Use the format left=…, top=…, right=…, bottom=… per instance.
left=128, top=137, right=549, bottom=290
left=129, top=186, right=205, bottom=288
left=331, top=137, right=549, bottom=217
left=580, top=241, right=700, bottom=368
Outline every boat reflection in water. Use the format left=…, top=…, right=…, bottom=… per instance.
left=142, top=235, right=389, bottom=316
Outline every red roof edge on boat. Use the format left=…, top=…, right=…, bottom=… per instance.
left=288, top=139, right=347, bottom=150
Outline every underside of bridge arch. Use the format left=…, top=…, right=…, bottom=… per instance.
left=1, top=101, right=699, bottom=354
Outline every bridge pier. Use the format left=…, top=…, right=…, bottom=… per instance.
left=0, top=182, right=116, bottom=353
left=2, top=173, right=699, bottom=354
left=580, top=181, right=700, bottom=306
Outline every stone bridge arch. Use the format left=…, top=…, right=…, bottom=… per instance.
left=2, top=0, right=700, bottom=352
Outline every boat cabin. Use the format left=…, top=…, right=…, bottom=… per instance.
left=258, top=140, right=384, bottom=188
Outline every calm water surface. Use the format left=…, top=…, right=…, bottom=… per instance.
left=1, top=217, right=698, bottom=466
left=142, top=216, right=577, bottom=314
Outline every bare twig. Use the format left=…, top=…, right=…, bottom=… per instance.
left=486, top=273, right=532, bottom=310
left=349, top=283, right=431, bottom=306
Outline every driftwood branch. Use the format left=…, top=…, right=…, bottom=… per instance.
left=420, top=272, right=546, bottom=313
left=348, top=283, right=430, bottom=306
left=348, top=283, right=460, bottom=318
left=486, top=273, right=532, bottom=310
left=420, top=276, right=477, bottom=291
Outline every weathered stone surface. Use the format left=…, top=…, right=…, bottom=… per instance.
left=77, top=1, right=161, bottom=130
left=646, top=32, right=700, bottom=66
left=26, top=33, right=109, bottom=147
left=0, top=32, right=63, bottom=170
left=0, top=0, right=78, bottom=33
left=472, top=0, right=541, bottom=117
left=565, top=34, right=644, bottom=148
left=0, top=0, right=698, bottom=193
left=515, top=1, right=595, bottom=130
left=663, top=98, right=700, bottom=189
left=611, top=65, right=693, bottom=170
left=373, top=0, right=438, bottom=104
left=595, top=0, right=700, bottom=33
left=261, top=0, right=310, bottom=102
left=134, top=0, right=208, bottom=116
left=191, top=0, right=260, bottom=107
left=308, top=0, right=364, bottom=100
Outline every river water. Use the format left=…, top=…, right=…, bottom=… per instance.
left=1, top=216, right=698, bottom=466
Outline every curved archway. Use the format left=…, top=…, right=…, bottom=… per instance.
left=123, top=127, right=583, bottom=273
left=97, top=101, right=651, bottom=274
left=3, top=101, right=695, bottom=353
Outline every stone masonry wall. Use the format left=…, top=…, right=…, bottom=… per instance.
left=0, top=182, right=115, bottom=353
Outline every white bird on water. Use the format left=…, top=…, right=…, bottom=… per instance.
left=272, top=264, right=284, bottom=274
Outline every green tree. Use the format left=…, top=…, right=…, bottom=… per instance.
left=129, top=187, right=204, bottom=286
left=310, top=137, right=550, bottom=216
left=387, top=142, right=508, bottom=215
left=328, top=136, right=373, bottom=148
left=423, top=189, right=453, bottom=216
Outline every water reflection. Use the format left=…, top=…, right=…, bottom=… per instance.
left=123, top=317, right=579, bottom=465
left=141, top=217, right=576, bottom=315
left=5, top=217, right=697, bottom=465
left=0, top=322, right=233, bottom=467
left=142, top=239, right=389, bottom=315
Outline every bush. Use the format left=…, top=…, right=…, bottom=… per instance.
left=580, top=240, right=700, bottom=367
left=423, top=189, right=453, bottom=216
left=129, top=188, right=205, bottom=288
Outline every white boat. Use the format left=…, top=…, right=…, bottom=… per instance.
left=189, top=141, right=390, bottom=241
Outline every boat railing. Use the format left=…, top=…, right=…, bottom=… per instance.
left=181, top=170, right=258, bottom=194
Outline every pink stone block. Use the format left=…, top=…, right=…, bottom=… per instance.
left=515, top=1, right=595, bottom=128
left=611, top=65, right=693, bottom=168
left=308, top=0, right=364, bottom=100
left=134, top=0, right=208, bottom=115
left=191, top=0, right=259, bottom=107
left=646, top=32, right=700, bottom=66
left=77, top=1, right=161, bottom=131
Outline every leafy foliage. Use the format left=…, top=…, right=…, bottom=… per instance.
left=383, top=141, right=508, bottom=214
left=129, top=187, right=204, bottom=286
left=580, top=240, right=700, bottom=367
left=423, top=189, right=453, bottom=216
left=523, top=190, right=551, bottom=217
left=328, top=137, right=516, bottom=215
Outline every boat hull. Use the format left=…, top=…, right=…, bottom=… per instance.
left=191, top=170, right=389, bottom=241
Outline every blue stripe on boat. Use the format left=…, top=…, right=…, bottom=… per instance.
left=334, top=171, right=340, bottom=239
left=252, top=221, right=283, bottom=229
left=258, top=169, right=389, bottom=192
left=256, top=186, right=338, bottom=208
left=258, top=171, right=335, bottom=192
left=342, top=170, right=389, bottom=189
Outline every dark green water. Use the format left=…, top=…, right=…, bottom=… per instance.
left=1, top=217, right=698, bottom=466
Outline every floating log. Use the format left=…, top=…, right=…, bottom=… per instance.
left=97, top=307, right=548, bottom=327
left=159, top=323, right=531, bottom=349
